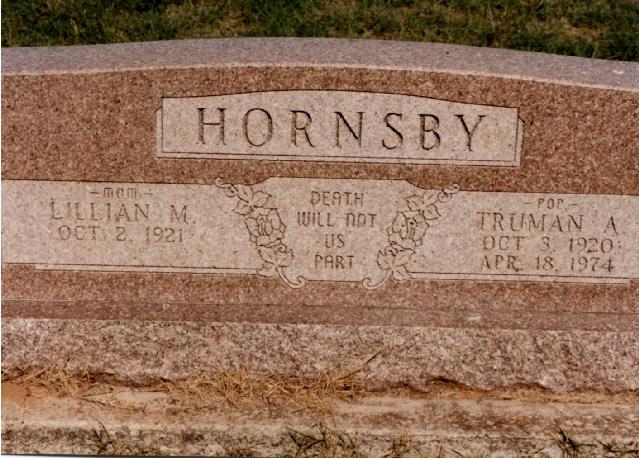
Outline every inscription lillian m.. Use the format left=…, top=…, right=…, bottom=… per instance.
left=157, top=91, right=524, bottom=166
left=3, top=179, right=638, bottom=289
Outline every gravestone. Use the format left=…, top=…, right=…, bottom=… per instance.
left=2, top=38, right=638, bottom=455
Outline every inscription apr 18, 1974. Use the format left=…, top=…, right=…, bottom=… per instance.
left=157, top=91, right=524, bottom=166
left=3, top=178, right=637, bottom=289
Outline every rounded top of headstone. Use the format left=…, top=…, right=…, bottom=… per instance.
left=3, top=37, right=638, bottom=91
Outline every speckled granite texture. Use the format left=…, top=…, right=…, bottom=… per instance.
left=3, top=318, right=639, bottom=393
left=2, top=38, right=638, bottom=390
left=3, top=38, right=638, bottom=91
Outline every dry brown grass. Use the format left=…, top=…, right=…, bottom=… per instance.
left=158, top=366, right=368, bottom=413
left=5, top=360, right=639, bottom=415
left=5, top=365, right=95, bottom=398
left=4, top=368, right=639, bottom=457
left=155, top=349, right=382, bottom=412
left=3, top=350, right=377, bottom=413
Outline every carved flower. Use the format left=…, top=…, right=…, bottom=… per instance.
left=245, top=208, right=286, bottom=247
left=388, top=211, right=429, bottom=250
left=234, top=184, right=271, bottom=216
left=376, top=245, right=413, bottom=281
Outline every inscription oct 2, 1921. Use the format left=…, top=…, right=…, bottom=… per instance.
left=2, top=178, right=637, bottom=289
left=157, top=91, right=523, bottom=166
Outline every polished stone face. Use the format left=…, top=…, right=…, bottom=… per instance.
left=1, top=38, right=638, bottom=393
left=157, top=91, right=523, bottom=165
left=3, top=179, right=638, bottom=289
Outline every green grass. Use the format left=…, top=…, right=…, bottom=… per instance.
left=2, top=0, right=639, bottom=61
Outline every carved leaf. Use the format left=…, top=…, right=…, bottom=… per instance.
left=236, top=200, right=252, bottom=216
left=276, top=248, right=294, bottom=267
left=421, top=204, right=441, bottom=220
left=258, top=246, right=278, bottom=265
left=392, top=265, right=411, bottom=281
left=235, top=184, right=253, bottom=202
left=422, top=191, right=440, bottom=207
left=394, top=248, right=414, bottom=267
left=258, top=263, right=277, bottom=278
left=406, top=195, right=423, bottom=211
left=252, top=191, right=271, bottom=208
left=245, top=217, right=260, bottom=238
left=377, top=250, right=394, bottom=270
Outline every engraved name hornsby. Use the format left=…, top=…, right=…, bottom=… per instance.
left=194, top=106, right=484, bottom=153
left=158, top=92, right=522, bottom=165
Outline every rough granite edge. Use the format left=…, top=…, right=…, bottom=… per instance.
left=3, top=317, right=638, bottom=393
left=2, top=38, right=638, bottom=91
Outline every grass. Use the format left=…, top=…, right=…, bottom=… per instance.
left=287, top=422, right=363, bottom=457
left=9, top=365, right=95, bottom=397
left=92, top=422, right=163, bottom=456
left=6, top=362, right=639, bottom=411
left=2, top=0, right=638, bottom=61
left=4, top=350, right=378, bottom=413
left=552, top=426, right=583, bottom=458
left=159, top=367, right=368, bottom=413
left=5, top=368, right=639, bottom=457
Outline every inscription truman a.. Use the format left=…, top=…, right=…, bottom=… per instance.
left=157, top=91, right=523, bottom=166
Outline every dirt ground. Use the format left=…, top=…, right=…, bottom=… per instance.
left=3, top=369, right=639, bottom=457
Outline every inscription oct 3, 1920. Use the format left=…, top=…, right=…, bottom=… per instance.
left=156, top=91, right=523, bottom=166
left=3, top=178, right=638, bottom=289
